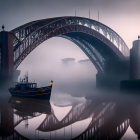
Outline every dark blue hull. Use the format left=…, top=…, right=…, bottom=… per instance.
left=9, top=86, right=52, bottom=100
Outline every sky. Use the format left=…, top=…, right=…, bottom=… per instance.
left=0, top=0, right=140, bottom=47
left=0, top=0, right=140, bottom=94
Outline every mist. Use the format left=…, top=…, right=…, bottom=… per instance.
left=0, top=0, right=140, bottom=95
left=17, top=37, right=97, bottom=97
left=1, top=1, right=140, bottom=140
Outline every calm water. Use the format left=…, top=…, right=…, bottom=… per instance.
left=0, top=88, right=140, bottom=140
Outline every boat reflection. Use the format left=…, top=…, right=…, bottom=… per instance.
left=9, top=97, right=51, bottom=117
left=0, top=96, right=51, bottom=140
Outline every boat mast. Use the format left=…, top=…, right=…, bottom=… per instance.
left=26, top=72, right=28, bottom=83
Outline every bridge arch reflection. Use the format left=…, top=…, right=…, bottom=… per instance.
left=1, top=94, right=140, bottom=140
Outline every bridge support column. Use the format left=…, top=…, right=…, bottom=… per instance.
left=120, top=37, right=140, bottom=91
left=0, top=31, right=14, bottom=81
left=130, top=38, right=140, bottom=79
left=96, top=59, right=129, bottom=90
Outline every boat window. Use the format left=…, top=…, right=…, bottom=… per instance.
left=33, top=84, right=36, bottom=88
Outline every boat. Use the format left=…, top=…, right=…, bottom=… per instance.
left=9, top=75, right=53, bottom=100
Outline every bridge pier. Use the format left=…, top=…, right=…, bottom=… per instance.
left=0, top=30, right=14, bottom=83
left=120, top=37, right=140, bottom=91
left=96, top=59, right=129, bottom=90
left=130, top=38, right=140, bottom=79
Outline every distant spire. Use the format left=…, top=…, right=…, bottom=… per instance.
left=75, top=9, right=77, bottom=17
left=98, top=11, right=100, bottom=22
left=89, top=8, right=91, bottom=19
left=2, top=24, right=4, bottom=31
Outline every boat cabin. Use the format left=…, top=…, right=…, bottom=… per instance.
left=15, top=83, right=37, bottom=90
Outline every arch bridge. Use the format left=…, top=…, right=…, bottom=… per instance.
left=0, top=16, right=130, bottom=87
left=11, top=16, right=129, bottom=71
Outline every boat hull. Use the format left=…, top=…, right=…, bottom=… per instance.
left=9, top=86, right=52, bottom=100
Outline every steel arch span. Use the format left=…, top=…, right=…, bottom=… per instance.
left=11, top=16, right=129, bottom=72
